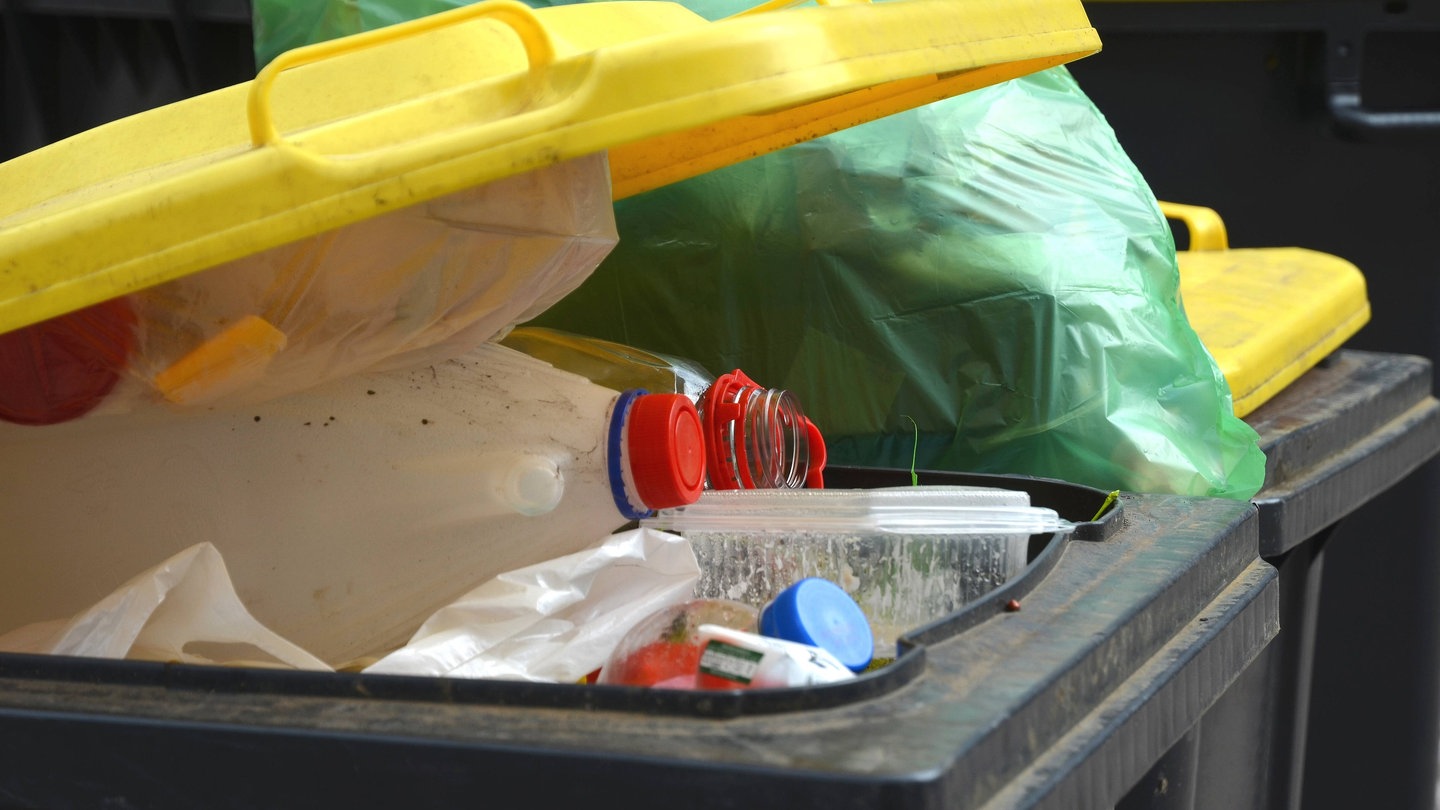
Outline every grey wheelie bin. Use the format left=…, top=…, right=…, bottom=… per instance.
left=2, top=3, right=1439, bottom=809
left=0, top=348, right=1434, bottom=809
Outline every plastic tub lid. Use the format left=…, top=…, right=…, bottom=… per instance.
left=0, top=0, right=1099, bottom=335
left=643, top=486, right=1075, bottom=535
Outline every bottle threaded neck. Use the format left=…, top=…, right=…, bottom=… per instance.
left=735, top=386, right=811, bottom=489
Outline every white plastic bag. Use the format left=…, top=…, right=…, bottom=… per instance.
left=0, top=529, right=697, bottom=680
left=364, top=528, right=700, bottom=682
left=0, top=543, right=329, bottom=670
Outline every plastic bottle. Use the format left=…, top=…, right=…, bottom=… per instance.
left=596, top=577, right=873, bottom=688
left=0, top=340, right=706, bottom=665
left=500, top=326, right=826, bottom=489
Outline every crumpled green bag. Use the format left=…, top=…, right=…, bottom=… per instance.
left=252, top=2, right=1266, bottom=500
left=530, top=67, right=1266, bottom=499
left=253, top=0, right=469, bottom=67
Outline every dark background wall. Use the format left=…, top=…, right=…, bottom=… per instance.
left=1, top=0, right=255, bottom=161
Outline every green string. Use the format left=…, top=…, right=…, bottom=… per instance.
left=1090, top=490, right=1120, bottom=522
left=902, top=415, right=919, bottom=486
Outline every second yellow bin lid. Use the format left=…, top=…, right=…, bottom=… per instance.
left=1164, top=202, right=1372, bottom=418
left=0, top=0, right=1099, bottom=336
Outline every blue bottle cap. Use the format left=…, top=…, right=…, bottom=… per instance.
left=760, top=577, right=874, bottom=673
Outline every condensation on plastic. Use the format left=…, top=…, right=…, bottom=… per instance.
left=27, top=154, right=617, bottom=419
left=526, top=66, right=1268, bottom=500
left=596, top=597, right=759, bottom=687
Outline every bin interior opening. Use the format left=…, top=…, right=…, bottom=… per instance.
left=0, top=468, right=1117, bottom=719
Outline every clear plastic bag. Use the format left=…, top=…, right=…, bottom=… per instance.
left=363, top=528, right=700, bottom=681
left=0, top=153, right=618, bottom=421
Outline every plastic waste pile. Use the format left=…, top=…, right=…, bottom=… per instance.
left=0, top=492, right=1071, bottom=685
left=596, top=578, right=875, bottom=690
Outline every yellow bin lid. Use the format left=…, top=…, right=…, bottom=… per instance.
left=1164, top=202, right=1372, bottom=418
left=0, top=0, right=1099, bottom=335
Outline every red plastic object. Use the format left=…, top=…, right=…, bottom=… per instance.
left=627, top=393, right=706, bottom=508
left=0, top=297, right=136, bottom=425
left=699, top=369, right=826, bottom=490
left=804, top=418, right=827, bottom=489
left=597, top=599, right=759, bottom=688
left=601, top=640, right=705, bottom=688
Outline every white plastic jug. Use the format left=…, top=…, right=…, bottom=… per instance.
left=0, top=341, right=705, bottom=664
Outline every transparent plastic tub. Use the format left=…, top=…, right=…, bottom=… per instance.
left=643, top=486, right=1073, bottom=654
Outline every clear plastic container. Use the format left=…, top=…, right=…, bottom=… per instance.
left=499, top=326, right=825, bottom=489
left=643, top=487, right=1074, bottom=655
left=0, top=341, right=706, bottom=664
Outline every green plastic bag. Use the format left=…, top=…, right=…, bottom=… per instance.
left=250, top=0, right=736, bottom=64
left=252, top=0, right=469, bottom=67
left=252, top=2, right=1266, bottom=500
left=530, top=66, right=1266, bottom=499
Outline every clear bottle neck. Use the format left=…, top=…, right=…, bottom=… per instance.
left=704, top=384, right=813, bottom=490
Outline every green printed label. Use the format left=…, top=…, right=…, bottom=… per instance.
left=698, top=640, right=764, bottom=685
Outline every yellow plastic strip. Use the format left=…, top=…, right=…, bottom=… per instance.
left=612, top=53, right=1093, bottom=199
left=154, top=315, right=289, bottom=406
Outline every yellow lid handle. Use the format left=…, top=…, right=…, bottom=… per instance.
left=247, top=0, right=556, bottom=148
left=1159, top=201, right=1229, bottom=252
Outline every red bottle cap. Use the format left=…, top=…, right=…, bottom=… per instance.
left=627, top=393, right=706, bottom=509
left=0, top=297, right=136, bottom=426
left=699, top=369, right=759, bottom=489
